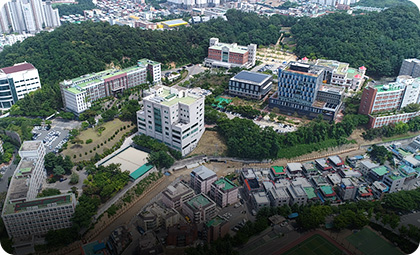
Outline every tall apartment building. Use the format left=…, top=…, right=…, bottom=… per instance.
left=0, top=0, right=60, bottom=34
left=316, top=59, right=366, bottom=90
left=182, top=194, right=216, bottom=224
left=162, top=181, right=195, bottom=209
left=269, top=62, right=344, bottom=120
left=2, top=141, right=77, bottom=239
left=228, top=71, right=272, bottom=100
left=358, top=76, right=420, bottom=128
left=399, top=58, right=420, bottom=78
left=137, top=85, right=207, bottom=156
left=190, top=166, right=217, bottom=194
left=0, top=62, right=42, bottom=110
left=205, top=38, right=257, bottom=69
left=209, top=177, right=238, bottom=208
left=61, top=59, right=161, bottom=114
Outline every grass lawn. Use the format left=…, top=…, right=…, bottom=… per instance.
left=283, top=234, right=344, bottom=255
left=346, top=228, right=404, bottom=255
left=62, top=119, right=133, bottom=162
left=381, top=132, right=420, bottom=143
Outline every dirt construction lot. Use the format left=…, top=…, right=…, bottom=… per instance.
left=191, top=131, right=227, bottom=156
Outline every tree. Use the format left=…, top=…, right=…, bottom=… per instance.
left=53, top=166, right=65, bottom=176
left=70, top=172, right=79, bottom=184
left=38, top=188, right=61, bottom=197
left=403, top=103, right=420, bottom=113
left=147, top=151, right=175, bottom=170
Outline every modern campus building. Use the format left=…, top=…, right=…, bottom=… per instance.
left=358, top=75, right=420, bottom=128
left=162, top=181, right=195, bottom=209
left=315, top=59, right=366, bottom=90
left=205, top=38, right=257, bottom=69
left=269, top=62, right=344, bottom=120
left=182, top=194, right=216, bottom=224
left=209, top=177, right=238, bottom=208
left=399, top=58, right=420, bottom=78
left=61, top=59, right=161, bottom=114
left=190, top=166, right=217, bottom=195
left=0, top=62, right=42, bottom=110
left=2, top=141, right=77, bottom=239
left=0, top=0, right=60, bottom=34
left=137, top=85, right=208, bottom=156
left=228, top=71, right=272, bottom=100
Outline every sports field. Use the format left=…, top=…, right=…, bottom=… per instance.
left=283, top=234, right=344, bottom=255
left=102, top=147, right=149, bottom=174
left=346, top=228, right=404, bottom=255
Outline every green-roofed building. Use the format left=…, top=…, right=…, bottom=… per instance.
left=182, top=194, right=216, bottom=224
left=129, top=163, right=154, bottom=180
left=270, top=166, right=287, bottom=180
left=209, top=177, right=239, bottom=207
left=370, top=165, right=390, bottom=181
left=60, top=59, right=161, bottom=114
left=205, top=216, right=229, bottom=243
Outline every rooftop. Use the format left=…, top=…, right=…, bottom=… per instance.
left=271, top=166, right=286, bottom=176
left=129, top=163, right=153, bottom=180
left=20, top=140, right=41, bottom=151
left=4, top=194, right=73, bottom=215
left=320, top=185, right=335, bottom=196
left=387, top=171, right=404, bottom=181
left=374, top=82, right=405, bottom=93
left=287, top=163, right=303, bottom=172
left=192, top=165, right=216, bottom=180
left=371, top=166, right=389, bottom=176
left=138, top=58, right=160, bottom=66
left=232, top=71, right=272, bottom=85
left=360, top=159, right=379, bottom=169
left=164, top=182, right=192, bottom=197
left=186, top=194, right=213, bottom=210
left=8, top=160, right=35, bottom=201
left=161, top=19, right=188, bottom=27
left=209, top=42, right=248, bottom=54
left=302, top=162, right=317, bottom=172
left=206, top=216, right=226, bottom=227
left=0, top=62, right=35, bottom=74
left=284, top=62, right=325, bottom=77
left=213, top=177, right=237, bottom=191
left=304, top=187, right=317, bottom=199
left=328, top=155, right=343, bottom=166
left=252, top=191, right=270, bottom=204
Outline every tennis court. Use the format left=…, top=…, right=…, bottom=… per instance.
left=346, top=228, right=404, bottom=255
left=102, top=147, right=149, bottom=174
left=283, top=234, right=344, bottom=255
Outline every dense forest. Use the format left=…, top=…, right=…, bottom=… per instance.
left=0, top=10, right=294, bottom=117
left=292, top=6, right=420, bottom=77
left=354, top=0, right=416, bottom=8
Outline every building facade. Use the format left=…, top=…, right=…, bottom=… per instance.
left=61, top=59, right=161, bottom=114
left=399, top=58, right=420, bottom=78
left=2, top=141, right=76, bottom=239
left=205, top=38, right=256, bottom=69
left=359, top=76, right=420, bottom=128
left=161, top=181, right=194, bottom=209
left=190, top=166, right=217, bottom=195
left=269, top=62, right=344, bottom=120
left=182, top=194, right=216, bottom=224
left=315, top=59, right=366, bottom=90
left=209, top=177, right=238, bottom=207
left=137, top=86, right=207, bottom=156
left=138, top=202, right=180, bottom=231
left=228, top=71, right=272, bottom=100
left=0, top=62, right=42, bottom=110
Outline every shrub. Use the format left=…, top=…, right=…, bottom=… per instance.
left=93, top=147, right=96, bottom=151
left=85, top=152, right=87, bottom=155
left=86, top=139, right=93, bottom=144
left=89, top=150, right=92, bottom=153
left=73, top=155, right=76, bottom=159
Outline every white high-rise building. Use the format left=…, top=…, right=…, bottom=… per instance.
left=137, top=85, right=208, bottom=156
left=0, top=0, right=60, bottom=34
left=0, top=62, right=42, bottom=109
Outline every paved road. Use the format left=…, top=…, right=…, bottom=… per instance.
left=0, top=155, right=17, bottom=192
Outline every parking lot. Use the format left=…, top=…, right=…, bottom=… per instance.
left=31, top=119, right=80, bottom=154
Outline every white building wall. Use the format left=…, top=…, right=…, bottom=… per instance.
left=7, top=68, right=41, bottom=100
left=21, top=0, right=36, bottom=33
